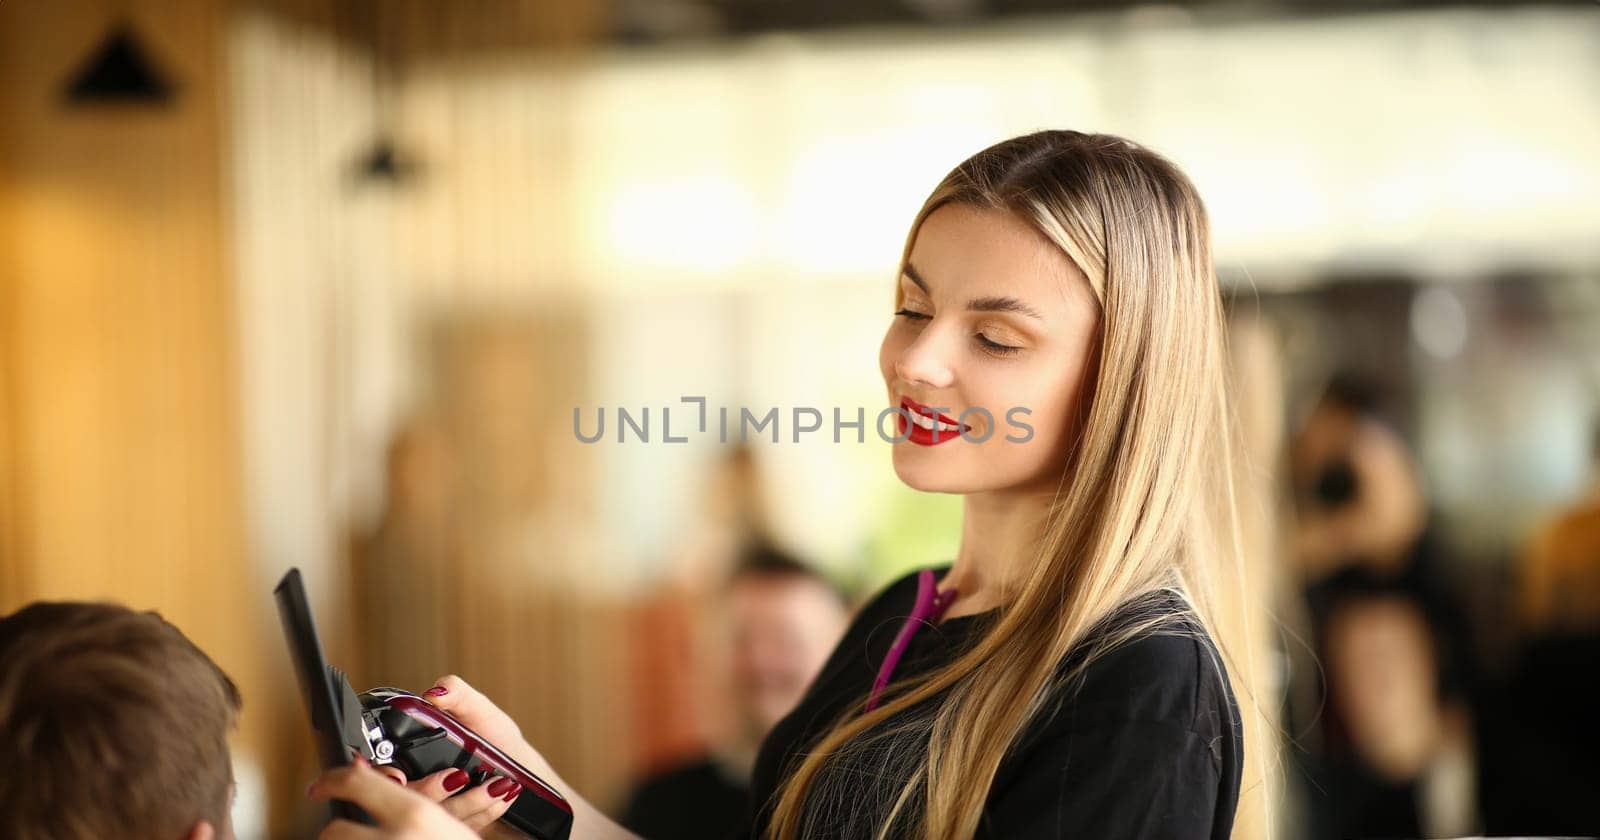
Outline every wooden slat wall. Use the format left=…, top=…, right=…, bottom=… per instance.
left=0, top=0, right=278, bottom=832
left=0, top=42, right=19, bottom=608
left=229, top=0, right=631, bottom=821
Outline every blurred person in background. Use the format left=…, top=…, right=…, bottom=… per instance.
left=1290, top=373, right=1430, bottom=588
left=628, top=442, right=787, bottom=784
left=1288, top=375, right=1480, bottom=703
left=0, top=601, right=243, bottom=840
left=667, top=443, right=781, bottom=589
left=309, top=130, right=1259, bottom=840
left=1477, top=413, right=1600, bottom=834
left=620, top=546, right=850, bottom=840
left=349, top=416, right=463, bottom=694
left=1308, top=572, right=1480, bottom=839
left=1287, top=373, right=1486, bottom=837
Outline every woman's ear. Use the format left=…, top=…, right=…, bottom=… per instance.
left=180, top=821, right=216, bottom=840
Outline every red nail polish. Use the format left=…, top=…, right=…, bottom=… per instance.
left=486, top=777, right=516, bottom=798
left=443, top=770, right=471, bottom=793
left=424, top=686, right=448, bottom=697
left=503, top=785, right=522, bottom=803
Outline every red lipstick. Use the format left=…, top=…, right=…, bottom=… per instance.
left=897, top=396, right=970, bottom=446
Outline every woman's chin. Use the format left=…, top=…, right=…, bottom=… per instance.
left=891, top=449, right=974, bottom=494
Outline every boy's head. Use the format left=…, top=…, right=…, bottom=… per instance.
left=722, top=544, right=850, bottom=739
left=0, top=601, right=242, bottom=840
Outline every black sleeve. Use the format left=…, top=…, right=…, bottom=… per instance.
left=978, top=716, right=1223, bottom=839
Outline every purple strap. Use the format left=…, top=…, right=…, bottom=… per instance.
left=866, top=569, right=959, bottom=712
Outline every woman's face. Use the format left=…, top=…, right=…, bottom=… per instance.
left=878, top=203, right=1100, bottom=495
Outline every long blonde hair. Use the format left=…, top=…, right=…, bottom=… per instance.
left=766, top=130, right=1265, bottom=839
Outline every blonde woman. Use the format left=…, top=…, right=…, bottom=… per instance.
left=312, top=129, right=1254, bottom=839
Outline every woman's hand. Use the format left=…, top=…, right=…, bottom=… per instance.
left=309, top=757, right=481, bottom=839
left=369, top=764, right=520, bottom=834
left=419, top=675, right=566, bottom=787
left=410, top=674, right=644, bottom=840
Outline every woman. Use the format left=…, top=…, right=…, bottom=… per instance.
left=311, top=129, right=1253, bottom=839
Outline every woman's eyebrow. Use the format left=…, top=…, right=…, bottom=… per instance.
left=902, top=262, right=1046, bottom=321
left=902, top=262, right=933, bottom=295
left=968, top=295, right=1046, bottom=321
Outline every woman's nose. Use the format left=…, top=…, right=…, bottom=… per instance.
left=894, top=332, right=955, bottom=390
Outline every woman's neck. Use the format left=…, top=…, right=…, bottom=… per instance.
left=938, top=488, right=1055, bottom=620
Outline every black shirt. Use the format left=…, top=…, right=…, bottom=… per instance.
left=621, top=757, right=749, bottom=840
left=739, top=566, right=1243, bottom=839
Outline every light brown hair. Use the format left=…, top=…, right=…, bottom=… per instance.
left=0, top=601, right=242, bottom=839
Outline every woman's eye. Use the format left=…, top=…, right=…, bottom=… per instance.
left=893, top=308, right=931, bottom=321
left=977, top=334, right=1021, bottom=356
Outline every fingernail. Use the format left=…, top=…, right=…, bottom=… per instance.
left=486, top=777, right=516, bottom=798
left=424, top=685, right=448, bottom=697
left=305, top=782, right=317, bottom=798
left=388, top=774, right=405, bottom=786
left=503, top=785, right=523, bottom=803
left=443, top=769, right=471, bottom=792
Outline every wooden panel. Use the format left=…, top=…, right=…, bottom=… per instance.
left=0, top=85, right=19, bottom=608
left=0, top=0, right=278, bottom=834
